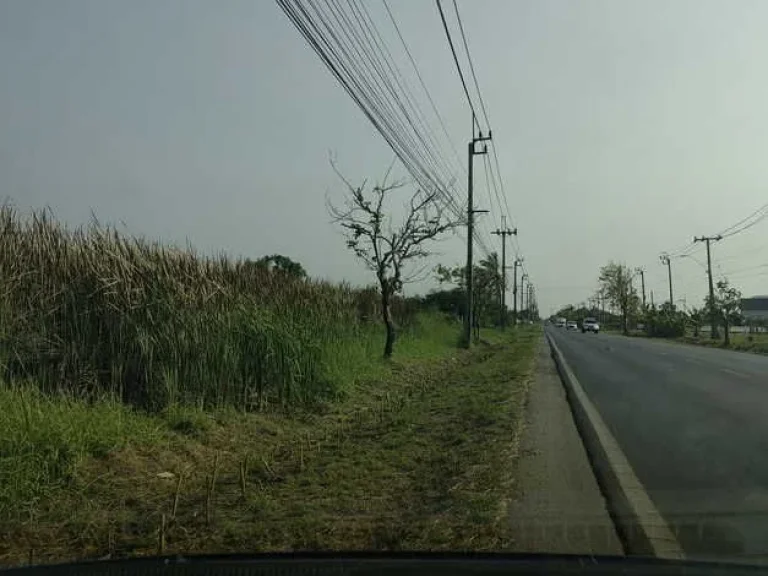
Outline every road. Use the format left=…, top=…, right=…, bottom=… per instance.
left=546, top=327, right=768, bottom=562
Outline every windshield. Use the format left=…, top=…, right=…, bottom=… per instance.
left=1, top=0, right=767, bottom=571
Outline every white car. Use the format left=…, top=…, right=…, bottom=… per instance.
left=555, top=317, right=567, bottom=328
left=582, top=317, right=600, bottom=333
left=566, top=321, right=578, bottom=331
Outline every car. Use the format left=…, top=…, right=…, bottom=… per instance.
left=555, top=317, right=566, bottom=328
left=566, top=321, right=578, bottom=331
left=582, top=317, right=600, bottom=333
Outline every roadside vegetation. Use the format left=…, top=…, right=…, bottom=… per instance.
left=1, top=321, right=538, bottom=564
left=0, top=206, right=540, bottom=566
left=552, top=261, right=768, bottom=354
left=0, top=205, right=421, bottom=412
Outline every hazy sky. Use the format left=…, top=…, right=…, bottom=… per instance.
left=1, top=0, right=767, bottom=316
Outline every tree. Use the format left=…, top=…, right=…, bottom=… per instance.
left=436, top=252, right=502, bottom=339
left=643, top=301, right=686, bottom=338
left=712, top=279, right=742, bottom=346
left=598, top=263, right=639, bottom=336
left=254, top=254, right=307, bottom=279
left=328, top=170, right=459, bottom=358
left=688, top=306, right=705, bottom=338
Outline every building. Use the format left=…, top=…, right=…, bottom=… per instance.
left=741, top=296, right=768, bottom=323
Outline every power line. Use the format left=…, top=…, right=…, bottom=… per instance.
left=443, top=0, right=520, bottom=264
left=351, top=0, right=464, bottom=191
left=718, top=201, right=768, bottom=239
left=449, top=0, right=518, bottom=238
left=720, top=263, right=768, bottom=276
left=280, top=0, right=468, bottom=226
left=381, top=0, right=466, bottom=175
left=482, top=152, right=504, bottom=228
left=451, top=0, right=490, bottom=130
left=325, top=0, right=458, bottom=203
left=279, top=0, right=499, bottom=261
left=435, top=0, right=481, bottom=133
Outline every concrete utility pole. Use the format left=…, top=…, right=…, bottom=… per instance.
left=599, top=290, right=606, bottom=325
left=464, top=122, right=492, bottom=348
left=636, top=268, right=646, bottom=309
left=491, top=217, right=517, bottom=329
left=694, top=235, right=723, bottom=339
left=527, top=284, right=533, bottom=322
left=512, top=258, right=523, bottom=326
left=521, top=273, right=528, bottom=321
left=659, top=254, right=674, bottom=309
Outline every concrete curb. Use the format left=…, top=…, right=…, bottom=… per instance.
left=545, top=332, right=685, bottom=560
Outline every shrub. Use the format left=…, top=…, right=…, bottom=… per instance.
left=643, top=308, right=686, bottom=338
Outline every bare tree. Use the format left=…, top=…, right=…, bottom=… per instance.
left=599, top=262, right=640, bottom=336
left=328, top=167, right=460, bottom=357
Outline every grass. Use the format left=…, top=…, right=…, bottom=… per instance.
left=0, top=206, right=540, bottom=565
left=677, top=331, right=768, bottom=355
left=0, top=325, right=540, bottom=566
left=0, top=206, right=422, bottom=412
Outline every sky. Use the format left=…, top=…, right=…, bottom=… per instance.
left=1, top=0, right=767, bottom=317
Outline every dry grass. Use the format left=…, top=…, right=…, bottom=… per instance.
left=0, top=205, right=422, bottom=412
left=0, top=327, right=539, bottom=567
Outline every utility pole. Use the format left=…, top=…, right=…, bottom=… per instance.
left=512, top=258, right=523, bottom=326
left=527, top=284, right=533, bottom=322
left=463, top=122, right=492, bottom=348
left=650, top=290, right=654, bottom=309
left=636, top=268, right=646, bottom=309
left=491, top=217, right=517, bottom=329
left=693, top=235, right=722, bottom=339
left=659, top=254, right=674, bottom=309
left=521, top=273, right=528, bottom=322
left=599, top=291, right=605, bottom=325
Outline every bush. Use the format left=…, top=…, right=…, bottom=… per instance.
left=642, top=309, right=686, bottom=338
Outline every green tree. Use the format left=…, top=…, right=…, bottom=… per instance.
left=711, top=279, right=742, bottom=346
left=598, top=262, right=639, bottom=336
left=254, top=254, right=307, bottom=279
left=436, top=252, right=502, bottom=339
left=643, top=302, right=686, bottom=338
left=688, top=306, right=705, bottom=338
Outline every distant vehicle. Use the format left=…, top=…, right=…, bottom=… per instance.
left=582, top=317, right=600, bottom=333
left=556, top=317, right=567, bottom=328
left=566, top=321, right=578, bottom=331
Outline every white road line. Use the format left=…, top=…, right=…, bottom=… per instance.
left=721, top=368, right=750, bottom=378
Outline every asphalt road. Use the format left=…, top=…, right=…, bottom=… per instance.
left=546, top=327, right=768, bottom=562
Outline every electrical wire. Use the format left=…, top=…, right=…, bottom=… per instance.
left=720, top=263, right=768, bottom=276
left=435, top=0, right=481, bottom=133
left=278, top=0, right=502, bottom=259
left=449, top=0, right=519, bottom=242
left=381, top=0, right=466, bottom=175
left=451, top=0, right=490, bottom=131
left=281, top=0, right=466, bottom=222
left=718, top=201, right=768, bottom=239
left=349, top=0, right=464, bottom=194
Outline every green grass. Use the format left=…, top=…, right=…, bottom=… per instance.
left=678, top=331, right=768, bottom=354
left=0, top=324, right=540, bottom=565
left=0, top=385, right=167, bottom=524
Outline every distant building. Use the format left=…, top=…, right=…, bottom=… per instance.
left=742, top=296, right=768, bottom=322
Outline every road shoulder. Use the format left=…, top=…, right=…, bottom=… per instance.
left=508, top=338, right=623, bottom=555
